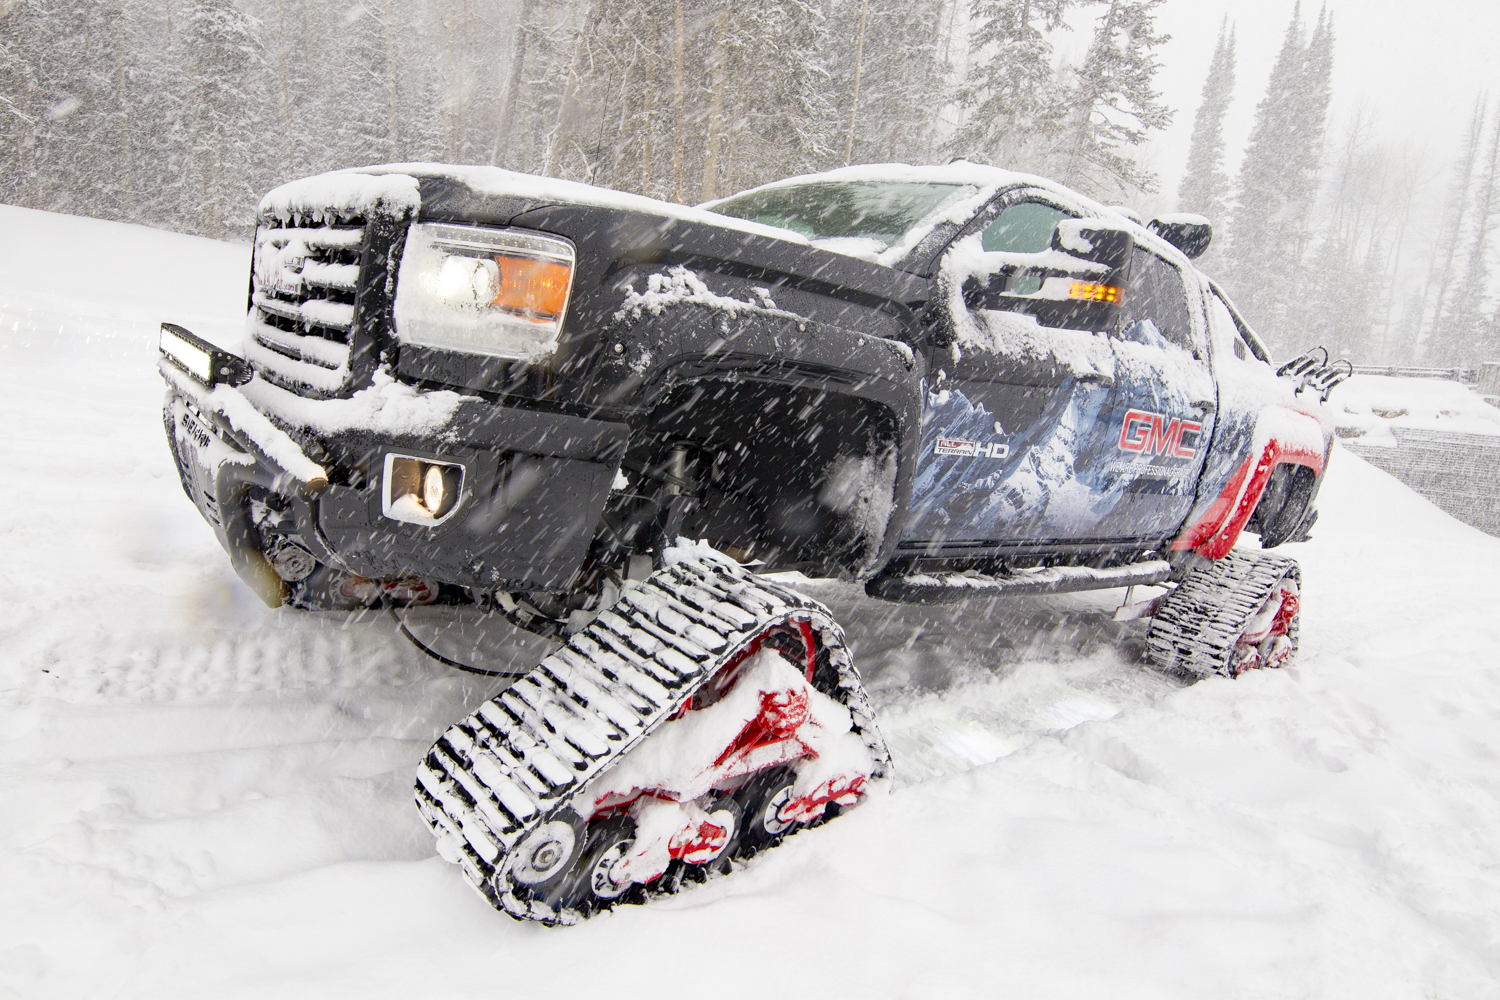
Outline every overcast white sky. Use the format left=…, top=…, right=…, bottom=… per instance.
left=1141, top=0, right=1500, bottom=208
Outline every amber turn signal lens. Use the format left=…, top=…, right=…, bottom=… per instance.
left=493, top=256, right=572, bottom=320
left=1069, top=281, right=1121, bottom=303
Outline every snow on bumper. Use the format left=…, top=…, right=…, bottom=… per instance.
left=160, top=362, right=633, bottom=599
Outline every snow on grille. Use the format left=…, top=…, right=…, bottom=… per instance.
left=246, top=213, right=364, bottom=393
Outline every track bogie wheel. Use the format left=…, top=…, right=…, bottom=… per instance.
left=556, top=817, right=638, bottom=910
left=506, top=810, right=587, bottom=901
left=734, top=766, right=799, bottom=854
left=1146, top=550, right=1301, bottom=680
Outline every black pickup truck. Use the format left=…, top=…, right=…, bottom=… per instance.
left=158, top=162, right=1344, bottom=923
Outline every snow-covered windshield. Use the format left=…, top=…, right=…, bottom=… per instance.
left=708, top=182, right=967, bottom=251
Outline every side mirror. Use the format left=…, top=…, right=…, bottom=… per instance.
left=1051, top=219, right=1134, bottom=273
left=1148, top=214, right=1212, bottom=259
left=962, top=219, right=1132, bottom=333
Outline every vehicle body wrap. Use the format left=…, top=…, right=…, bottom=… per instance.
left=160, top=162, right=1334, bottom=605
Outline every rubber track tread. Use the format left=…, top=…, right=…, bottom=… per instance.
left=1146, top=550, right=1300, bottom=678
left=414, top=552, right=890, bottom=925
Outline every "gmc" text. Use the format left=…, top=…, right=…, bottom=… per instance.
left=1117, top=409, right=1203, bottom=459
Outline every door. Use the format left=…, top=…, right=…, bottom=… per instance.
left=903, top=193, right=1125, bottom=548
left=1087, top=246, right=1218, bottom=539
left=903, top=206, right=1217, bottom=551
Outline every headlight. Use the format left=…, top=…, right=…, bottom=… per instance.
left=393, top=223, right=575, bottom=361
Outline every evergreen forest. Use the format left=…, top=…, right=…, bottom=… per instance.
left=2, top=0, right=1496, bottom=366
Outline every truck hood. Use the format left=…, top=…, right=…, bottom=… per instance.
left=258, top=163, right=929, bottom=305
left=260, top=163, right=813, bottom=249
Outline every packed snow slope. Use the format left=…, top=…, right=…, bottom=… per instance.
left=3, top=203, right=1500, bottom=999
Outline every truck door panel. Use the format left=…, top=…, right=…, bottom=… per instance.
left=902, top=195, right=1127, bottom=547
left=1091, top=248, right=1218, bottom=539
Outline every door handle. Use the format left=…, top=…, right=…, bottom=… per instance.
left=1189, top=398, right=1216, bottom=413
left=1078, top=371, right=1116, bottom=388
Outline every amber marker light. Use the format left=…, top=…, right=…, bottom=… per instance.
left=494, top=255, right=572, bottom=320
left=1069, top=281, right=1122, bottom=303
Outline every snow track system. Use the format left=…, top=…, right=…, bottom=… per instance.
left=1147, top=550, right=1301, bottom=679
left=414, top=548, right=889, bottom=925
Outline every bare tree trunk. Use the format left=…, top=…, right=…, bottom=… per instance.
left=672, top=0, right=684, bottom=202
left=276, top=0, right=291, bottom=173
left=545, top=0, right=604, bottom=178
left=1376, top=147, right=1424, bottom=359
left=385, top=0, right=399, bottom=158
left=1422, top=97, right=1486, bottom=356
left=844, top=0, right=870, bottom=166
left=442, top=1, right=457, bottom=161
left=699, top=0, right=732, bottom=202
left=494, top=15, right=530, bottom=167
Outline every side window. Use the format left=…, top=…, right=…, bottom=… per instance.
left=981, top=201, right=1070, bottom=253
left=1207, top=288, right=1270, bottom=366
left=977, top=200, right=1071, bottom=296
left=1118, top=248, right=1193, bottom=353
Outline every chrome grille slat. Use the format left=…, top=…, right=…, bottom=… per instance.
left=249, top=214, right=366, bottom=394
left=301, top=261, right=360, bottom=291
left=248, top=319, right=349, bottom=369
left=244, top=336, right=350, bottom=393
left=250, top=292, right=354, bottom=333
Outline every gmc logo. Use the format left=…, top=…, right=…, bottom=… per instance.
left=1118, top=408, right=1203, bottom=459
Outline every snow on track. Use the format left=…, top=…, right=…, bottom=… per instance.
left=3, top=205, right=1500, bottom=998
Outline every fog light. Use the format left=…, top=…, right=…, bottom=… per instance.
left=423, top=464, right=447, bottom=513
left=383, top=454, right=464, bottom=524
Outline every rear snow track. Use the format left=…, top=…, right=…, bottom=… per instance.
left=5, top=204, right=1500, bottom=998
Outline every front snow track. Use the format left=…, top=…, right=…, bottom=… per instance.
left=414, top=548, right=890, bottom=925
left=1146, top=550, right=1301, bottom=679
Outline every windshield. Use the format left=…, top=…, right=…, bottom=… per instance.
left=707, top=181, right=968, bottom=251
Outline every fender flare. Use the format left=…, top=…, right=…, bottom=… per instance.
left=1172, top=406, right=1328, bottom=560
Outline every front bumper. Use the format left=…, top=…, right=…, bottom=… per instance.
left=162, top=362, right=629, bottom=605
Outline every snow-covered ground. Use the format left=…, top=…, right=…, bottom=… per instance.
left=3, top=204, right=1500, bottom=998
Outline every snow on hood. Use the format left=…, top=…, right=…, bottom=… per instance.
left=258, top=161, right=1197, bottom=275
left=278, top=163, right=818, bottom=247
left=259, top=171, right=422, bottom=221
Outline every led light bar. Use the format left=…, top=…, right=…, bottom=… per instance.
left=159, top=323, right=252, bottom=387
left=1068, top=281, right=1122, bottom=303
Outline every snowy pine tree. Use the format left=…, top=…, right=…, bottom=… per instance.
left=1176, top=18, right=1234, bottom=227
left=1053, top=0, right=1172, bottom=197
left=945, top=0, right=1072, bottom=171
left=1219, top=4, right=1334, bottom=352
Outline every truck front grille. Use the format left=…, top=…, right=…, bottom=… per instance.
left=247, top=213, right=366, bottom=395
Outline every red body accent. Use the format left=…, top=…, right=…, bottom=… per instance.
left=1232, top=584, right=1299, bottom=677
left=583, top=624, right=873, bottom=888
left=667, top=812, right=733, bottom=864
left=1172, top=433, right=1325, bottom=560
